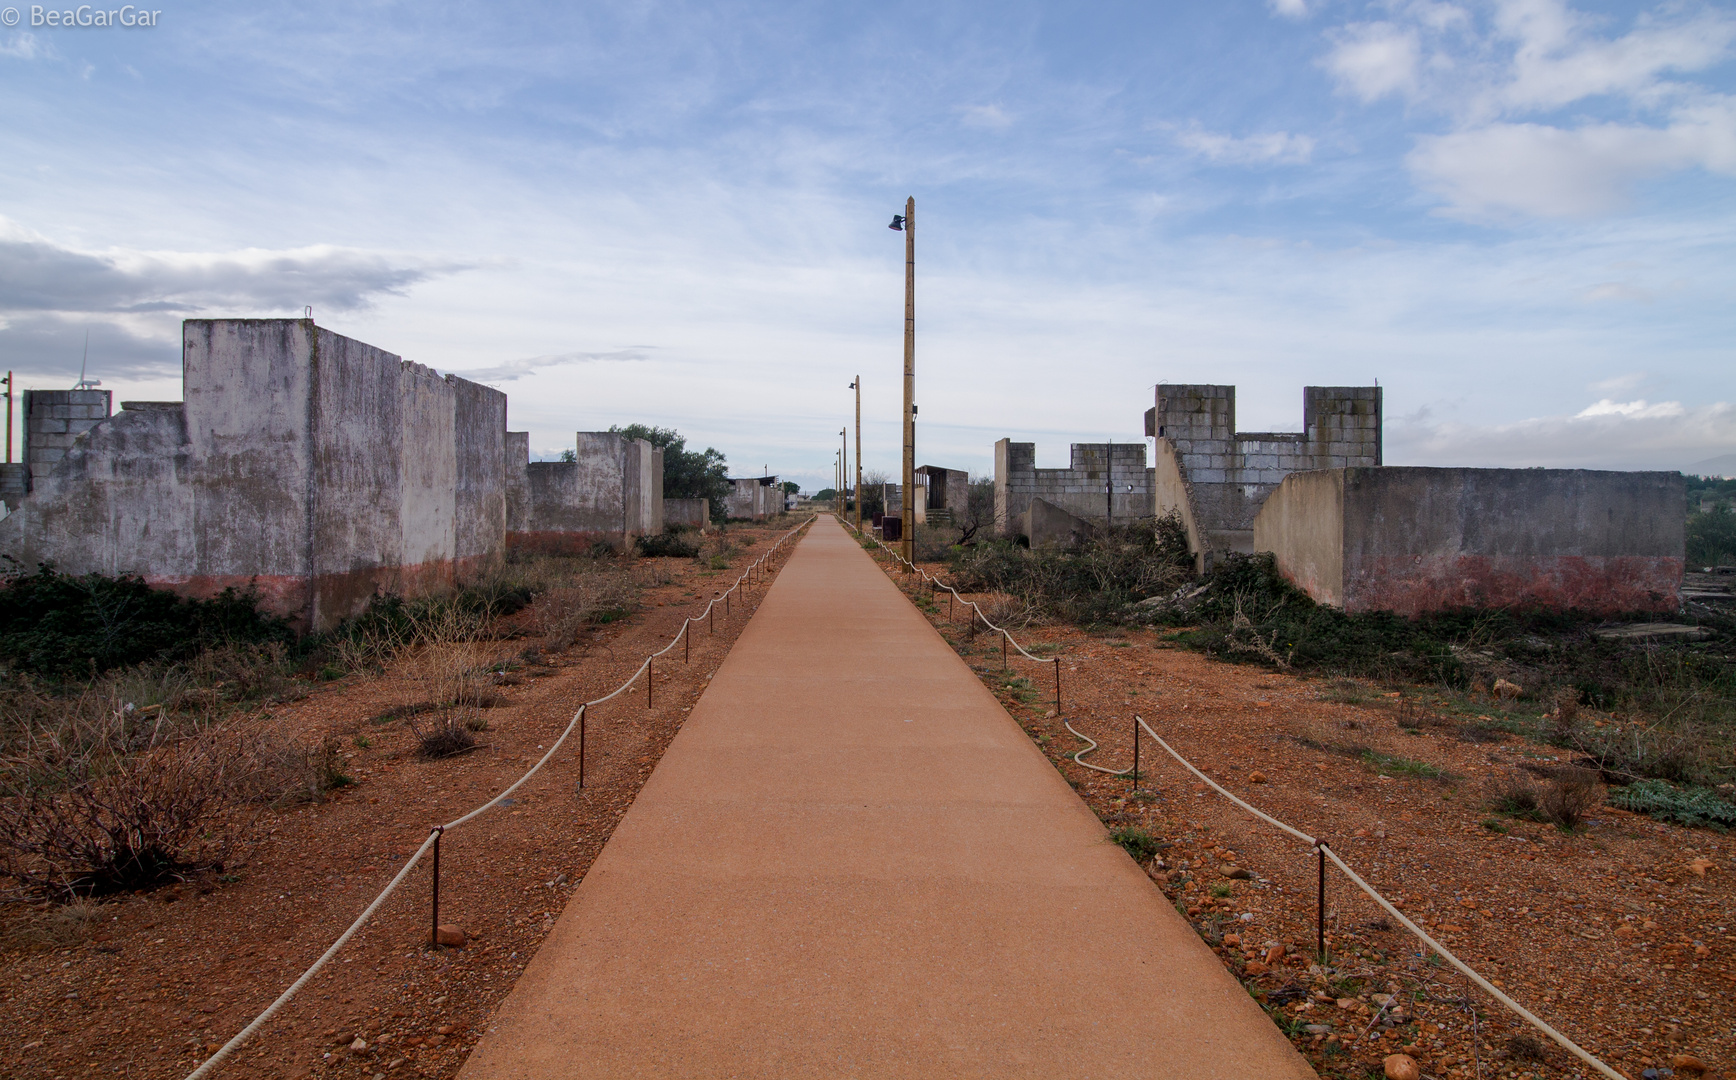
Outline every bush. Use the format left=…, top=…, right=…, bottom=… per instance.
left=1609, top=779, right=1736, bottom=830
left=638, top=530, right=701, bottom=558
left=411, top=713, right=478, bottom=759
left=1109, top=826, right=1164, bottom=862
left=947, top=519, right=1194, bottom=625
left=0, top=568, right=295, bottom=679
left=1488, top=768, right=1601, bottom=831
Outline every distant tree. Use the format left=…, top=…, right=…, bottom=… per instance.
left=858, top=469, right=890, bottom=517
left=781, top=481, right=799, bottom=495
left=814, top=488, right=837, bottom=502
left=962, top=476, right=995, bottom=542
left=558, top=448, right=577, bottom=463
left=610, top=424, right=730, bottom=523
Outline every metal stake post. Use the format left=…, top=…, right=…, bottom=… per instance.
left=1002, top=634, right=1007, bottom=670
left=1131, top=714, right=1139, bottom=789
left=684, top=622, right=690, bottom=664
left=578, top=708, right=586, bottom=788
left=1316, top=842, right=1328, bottom=962
left=429, top=826, right=444, bottom=947
left=1054, top=661, right=1061, bottom=712
left=647, top=659, right=653, bottom=708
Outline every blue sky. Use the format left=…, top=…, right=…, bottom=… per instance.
left=2, top=0, right=1734, bottom=490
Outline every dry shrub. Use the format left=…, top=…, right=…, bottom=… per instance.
left=410, top=713, right=478, bottom=759
left=0, top=726, right=256, bottom=896
left=1489, top=768, right=1601, bottom=832
left=406, top=642, right=505, bottom=712
left=533, top=569, right=640, bottom=650
left=0, top=897, right=105, bottom=950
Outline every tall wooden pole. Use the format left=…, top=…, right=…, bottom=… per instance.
left=3, top=371, right=11, bottom=464
left=900, top=196, right=915, bottom=567
left=841, top=427, right=848, bottom=521
left=853, top=376, right=862, bottom=533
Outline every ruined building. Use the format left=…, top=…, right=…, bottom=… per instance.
left=0, top=320, right=506, bottom=631
left=1146, top=384, right=1382, bottom=569
left=726, top=476, right=785, bottom=520
left=505, top=431, right=663, bottom=553
left=993, top=440, right=1153, bottom=543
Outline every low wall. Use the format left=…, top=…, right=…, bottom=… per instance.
left=1254, top=467, right=1685, bottom=615
left=995, top=440, right=1151, bottom=537
left=665, top=498, right=710, bottom=531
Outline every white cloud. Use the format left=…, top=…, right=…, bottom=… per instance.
left=1405, top=115, right=1736, bottom=217
left=452, top=347, right=654, bottom=383
left=1389, top=399, right=1736, bottom=470
left=959, top=104, right=1013, bottom=130
left=1581, top=281, right=1654, bottom=303
left=1494, top=0, right=1736, bottom=112
left=1270, top=0, right=1309, bottom=19
left=0, top=32, right=46, bottom=60
left=1175, top=126, right=1315, bottom=165
left=1323, top=22, right=1420, bottom=102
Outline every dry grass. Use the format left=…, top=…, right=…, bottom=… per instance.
left=1488, top=767, right=1602, bottom=832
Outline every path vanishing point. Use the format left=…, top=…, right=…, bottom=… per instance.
left=458, top=519, right=1317, bottom=1079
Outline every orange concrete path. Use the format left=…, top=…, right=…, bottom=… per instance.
left=459, top=520, right=1316, bottom=1079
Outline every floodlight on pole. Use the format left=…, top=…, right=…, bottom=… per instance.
left=896, top=197, right=915, bottom=568
left=849, top=378, right=862, bottom=534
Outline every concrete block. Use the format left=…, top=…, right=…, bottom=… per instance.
left=36, top=418, right=68, bottom=435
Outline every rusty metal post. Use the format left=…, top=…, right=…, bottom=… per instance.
left=647, top=658, right=653, bottom=708
left=1054, top=661, right=1061, bottom=713
left=1131, top=713, right=1139, bottom=789
left=684, top=621, right=690, bottom=664
left=710, top=599, right=716, bottom=633
left=1316, top=842, right=1327, bottom=962
left=429, top=826, right=444, bottom=947
left=578, top=707, right=586, bottom=788
left=1002, top=633, right=1007, bottom=670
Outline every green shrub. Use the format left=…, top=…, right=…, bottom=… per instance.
left=638, top=530, right=702, bottom=558
left=1108, top=826, right=1163, bottom=862
left=947, top=517, right=1193, bottom=625
left=0, top=567, right=294, bottom=679
left=1609, top=779, right=1736, bottom=830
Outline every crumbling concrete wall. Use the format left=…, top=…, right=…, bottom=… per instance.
left=511, top=433, right=660, bottom=552
left=504, top=432, right=530, bottom=537
left=1147, top=384, right=1381, bottom=569
left=1254, top=467, right=1685, bottom=615
left=665, top=498, right=709, bottom=531
left=726, top=476, right=783, bottom=520
left=916, top=465, right=970, bottom=523
left=0, top=320, right=508, bottom=631
left=1023, top=497, right=1094, bottom=549
left=994, top=440, right=1150, bottom=537
left=23, top=389, right=112, bottom=490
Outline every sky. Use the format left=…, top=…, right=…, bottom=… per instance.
left=2, top=0, right=1734, bottom=492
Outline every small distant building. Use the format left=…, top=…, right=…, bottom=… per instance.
left=726, top=475, right=783, bottom=520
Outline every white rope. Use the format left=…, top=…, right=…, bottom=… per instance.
left=842, top=515, right=1058, bottom=665
left=184, top=515, right=816, bottom=1080
left=1064, top=719, right=1130, bottom=776
left=1131, top=715, right=1624, bottom=1080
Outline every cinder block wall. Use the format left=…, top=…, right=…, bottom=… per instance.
left=994, top=439, right=1150, bottom=536
left=1149, top=384, right=1380, bottom=568
left=22, top=389, right=112, bottom=490
left=515, top=433, right=659, bottom=550
left=665, top=498, right=709, bottom=531
left=0, top=320, right=508, bottom=631
left=1255, top=467, right=1685, bottom=615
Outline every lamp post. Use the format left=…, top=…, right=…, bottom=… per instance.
left=2, top=370, right=11, bottom=464
left=841, top=426, right=848, bottom=520
left=849, top=377, right=862, bottom=533
left=890, top=198, right=915, bottom=567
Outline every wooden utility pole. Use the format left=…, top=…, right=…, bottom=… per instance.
left=852, top=376, right=862, bottom=533
left=900, top=196, right=915, bottom=567
left=2, top=371, right=11, bottom=464
left=841, top=426, right=848, bottom=521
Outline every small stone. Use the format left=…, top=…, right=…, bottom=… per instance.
left=1222, top=865, right=1253, bottom=880
left=1243, top=959, right=1269, bottom=976
left=1383, top=1053, right=1421, bottom=1080
left=1493, top=678, right=1522, bottom=700
left=1044, top=709, right=1057, bottom=719
left=1249, top=771, right=1268, bottom=783
left=435, top=924, right=467, bottom=948
left=1688, top=857, right=1714, bottom=877
left=1264, top=944, right=1285, bottom=965
left=1671, top=1054, right=1708, bottom=1075
left=349, top=1038, right=368, bottom=1052
left=1304, top=1024, right=1333, bottom=1035
left=1337, top=997, right=1357, bottom=1010
left=1222, top=933, right=1242, bottom=947
left=435, top=1025, right=453, bottom=1035
left=1354, top=828, right=1371, bottom=838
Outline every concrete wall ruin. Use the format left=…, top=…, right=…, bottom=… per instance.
left=726, top=476, right=784, bottom=520
left=1146, top=384, right=1381, bottom=569
left=1254, top=467, right=1685, bottom=615
left=994, top=440, right=1152, bottom=539
left=916, top=465, right=970, bottom=524
left=665, top=498, right=710, bottom=531
left=0, top=320, right=507, bottom=631
left=506, top=432, right=663, bottom=553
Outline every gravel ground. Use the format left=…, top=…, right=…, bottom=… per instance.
left=0, top=519, right=808, bottom=1080
left=881, top=549, right=1734, bottom=1080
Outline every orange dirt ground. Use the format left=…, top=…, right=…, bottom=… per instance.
left=3, top=517, right=1731, bottom=1080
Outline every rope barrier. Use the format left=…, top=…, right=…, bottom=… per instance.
left=1128, top=716, right=1623, bottom=1080
left=183, top=515, right=816, bottom=1080
left=840, top=512, right=1621, bottom=1079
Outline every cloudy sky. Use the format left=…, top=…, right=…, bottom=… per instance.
left=2, top=0, right=1734, bottom=490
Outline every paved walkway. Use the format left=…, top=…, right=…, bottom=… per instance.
left=459, top=520, right=1315, bottom=1079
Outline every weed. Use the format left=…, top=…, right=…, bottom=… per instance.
left=1210, top=883, right=1233, bottom=898
left=1108, top=826, right=1163, bottom=862
left=1608, top=779, right=1736, bottom=831
left=637, top=530, right=701, bottom=559
left=1489, top=768, right=1601, bottom=831
left=1359, top=751, right=1444, bottom=779
left=411, top=714, right=478, bottom=759
left=1504, top=1034, right=1549, bottom=1063
left=1479, top=817, right=1510, bottom=834
left=353, top=735, right=372, bottom=749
